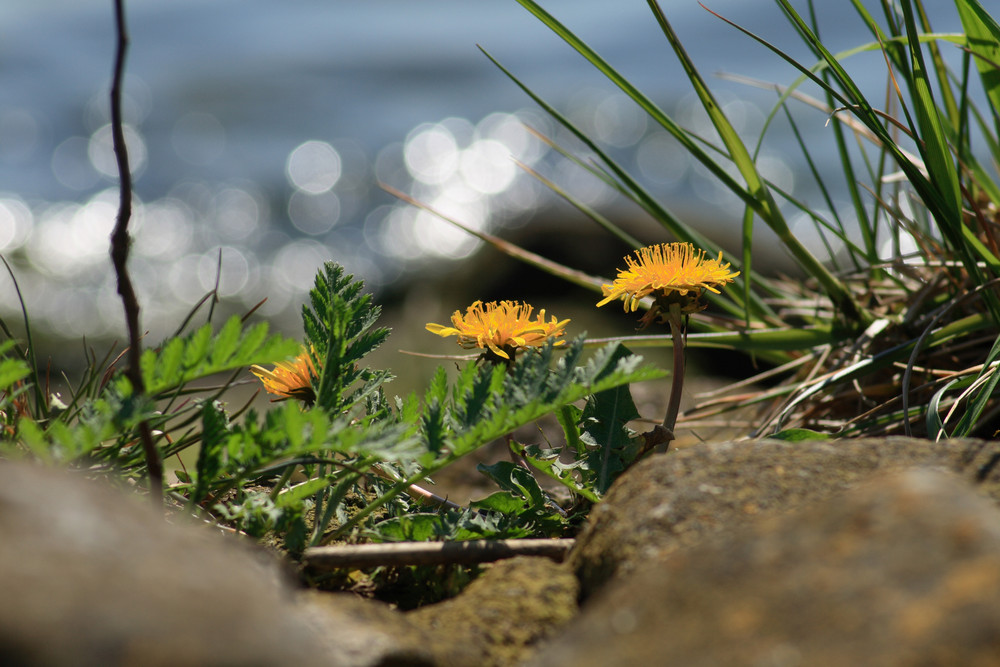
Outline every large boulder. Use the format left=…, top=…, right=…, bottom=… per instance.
left=570, top=437, right=1000, bottom=597
left=533, top=468, right=1000, bottom=665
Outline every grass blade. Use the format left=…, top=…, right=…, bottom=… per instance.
left=956, top=0, right=1000, bottom=133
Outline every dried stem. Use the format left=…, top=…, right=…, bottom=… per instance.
left=110, top=0, right=162, bottom=505
left=303, top=538, right=575, bottom=570
left=371, top=465, right=464, bottom=512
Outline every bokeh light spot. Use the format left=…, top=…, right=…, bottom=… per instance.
left=0, top=195, right=33, bottom=252
left=52, top=137, right=101, bottom=191
left=286, top=140, right=342, bottom=194
left=404, top=123, right=458, bottom=185
left=273, top=240, right=328, bottom=291
left=213, top=187, right=262, bottom=241
left=88, top=123, right=147, bottom=179
left=288, top=189, right=341, bottom=235
left=460, top=139, right=515, bottom=195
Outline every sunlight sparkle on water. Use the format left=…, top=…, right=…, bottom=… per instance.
left=133, top=199, right=194, bottom=260
left=404, top=123, right=460, bottom=186
left=0, top=195, right=33, bottom=252
left=288, top=189, right=341, bottom=235
left=197, top=245, right=255, bottom=298
left=286, top=140, right=342, bottom=194
left=273, top=239, right=329, bottom=291
left=213, top=187, right=263, bottom=241
left=87, top=123, right=147, bottom=179
left=51, top=136, right=100, bottom=191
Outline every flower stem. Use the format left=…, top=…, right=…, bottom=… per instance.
left=627, top=303, right=687, bottom=465
left=658, top=302, right=686, bottom=453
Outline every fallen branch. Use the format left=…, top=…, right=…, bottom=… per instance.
left=303, top=538, right=575, bottom=570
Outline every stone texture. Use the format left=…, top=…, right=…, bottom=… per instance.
left=297, top=591, right=437, bottom=666
left=15, top=437, right=1000, bottom=667
left=532, top=468, right=1000, bottom=666
left=0, top=462, right=432, bottom=667
left=570, top=437, right=1000, bottom=598
left=408, top=556, right=578, bottom=667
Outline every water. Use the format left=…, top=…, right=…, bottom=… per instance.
left=0, top=1, right=965, bottom=341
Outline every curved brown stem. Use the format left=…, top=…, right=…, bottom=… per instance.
left=658, top=302, right=686, bottom=453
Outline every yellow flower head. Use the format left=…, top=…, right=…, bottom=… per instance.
left=426, top=300, right=570, bottom=361
left=597, top=242, right=739, bottom=316
left=250, top=347, right=318, bottom=403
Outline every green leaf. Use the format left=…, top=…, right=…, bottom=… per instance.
left=898, top=1, right=961, bottom=222
left=328, top=337, right=663, bottom=540
left=477, top=461, right=547, bottom=509
left=768, top=428, right=832, bottom=442
left=956, top=0, right=1000, bottom=128
left=951, top=331, right=1000, bottom=437
left=276, top=476, right=332, bottom=507
left=143, top=317, right=299, bottom=396
left=522, top=447, right=600, bottom=504
left=470, top=491, right=528, bottom=515
left=926, top=379, right=960, bottom=441
left=302, top=262, right=392, bottom=415
left=182, top=323, right=213, bottom=370
left=0, top=357, right=30, bottom=393
left=370, top=508, right=533, bottom=542
left=193, top=400, right=230, bottom=503
left=556, top=404, right=584, bottom=458
left=370, top=513, right=442, bottom=542
left=209, top=315, right=242, bottom=366
left=579, top=369, right=642, bottom=494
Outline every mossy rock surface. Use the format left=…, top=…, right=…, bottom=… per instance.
left=571, top=437, right=1000, bottom=598
left=408, top=555, right=578, bottom=667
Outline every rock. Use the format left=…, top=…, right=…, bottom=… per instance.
left=297, top=591, right=437, bottom=666
left=408, top=556, right=578, bottom=667
left=531, top=468, right=1000, bottom=666
left=570, top=437, right=1000, bottom=598
left=0, top=461, right=430, bottom=667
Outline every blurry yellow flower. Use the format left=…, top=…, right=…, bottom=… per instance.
left=597, top=242, right=739, bottom=318
left=250, top=347, right=318, bottom=403
left=426, top=300, right=570, bottom=361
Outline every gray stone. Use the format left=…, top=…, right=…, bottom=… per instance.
left=570, top=437, right=1000, bottom=598
left=532, top=468, right=1000, bottom=666
left=0, top=462, right=431, bottom=667
left=298, top=591, right=436, bottom=666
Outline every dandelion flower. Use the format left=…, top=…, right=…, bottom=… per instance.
left=250, top=347, right=318, bottom=403
left=597, top=242, right=739, bottom=324
left=426, top=300, right=570, bottom=361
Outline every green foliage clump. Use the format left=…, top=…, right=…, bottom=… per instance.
left=0, top=261, right=662, bottom=553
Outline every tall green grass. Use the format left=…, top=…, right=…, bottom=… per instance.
left=438, top=0, right=1000, bottom=439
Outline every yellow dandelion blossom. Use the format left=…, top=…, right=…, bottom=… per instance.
left=597, top=242, right=739, bottom=314
left=426, top=300, right=570, bottom=361
left=250, top=347, right=318, bottom=403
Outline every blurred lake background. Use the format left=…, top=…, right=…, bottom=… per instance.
left=0, top=0, right=966, bottom=359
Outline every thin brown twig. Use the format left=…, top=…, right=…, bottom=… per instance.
left=109, top=0, right=162, bottom=505
left=303, top=538, right=575, bottom=570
